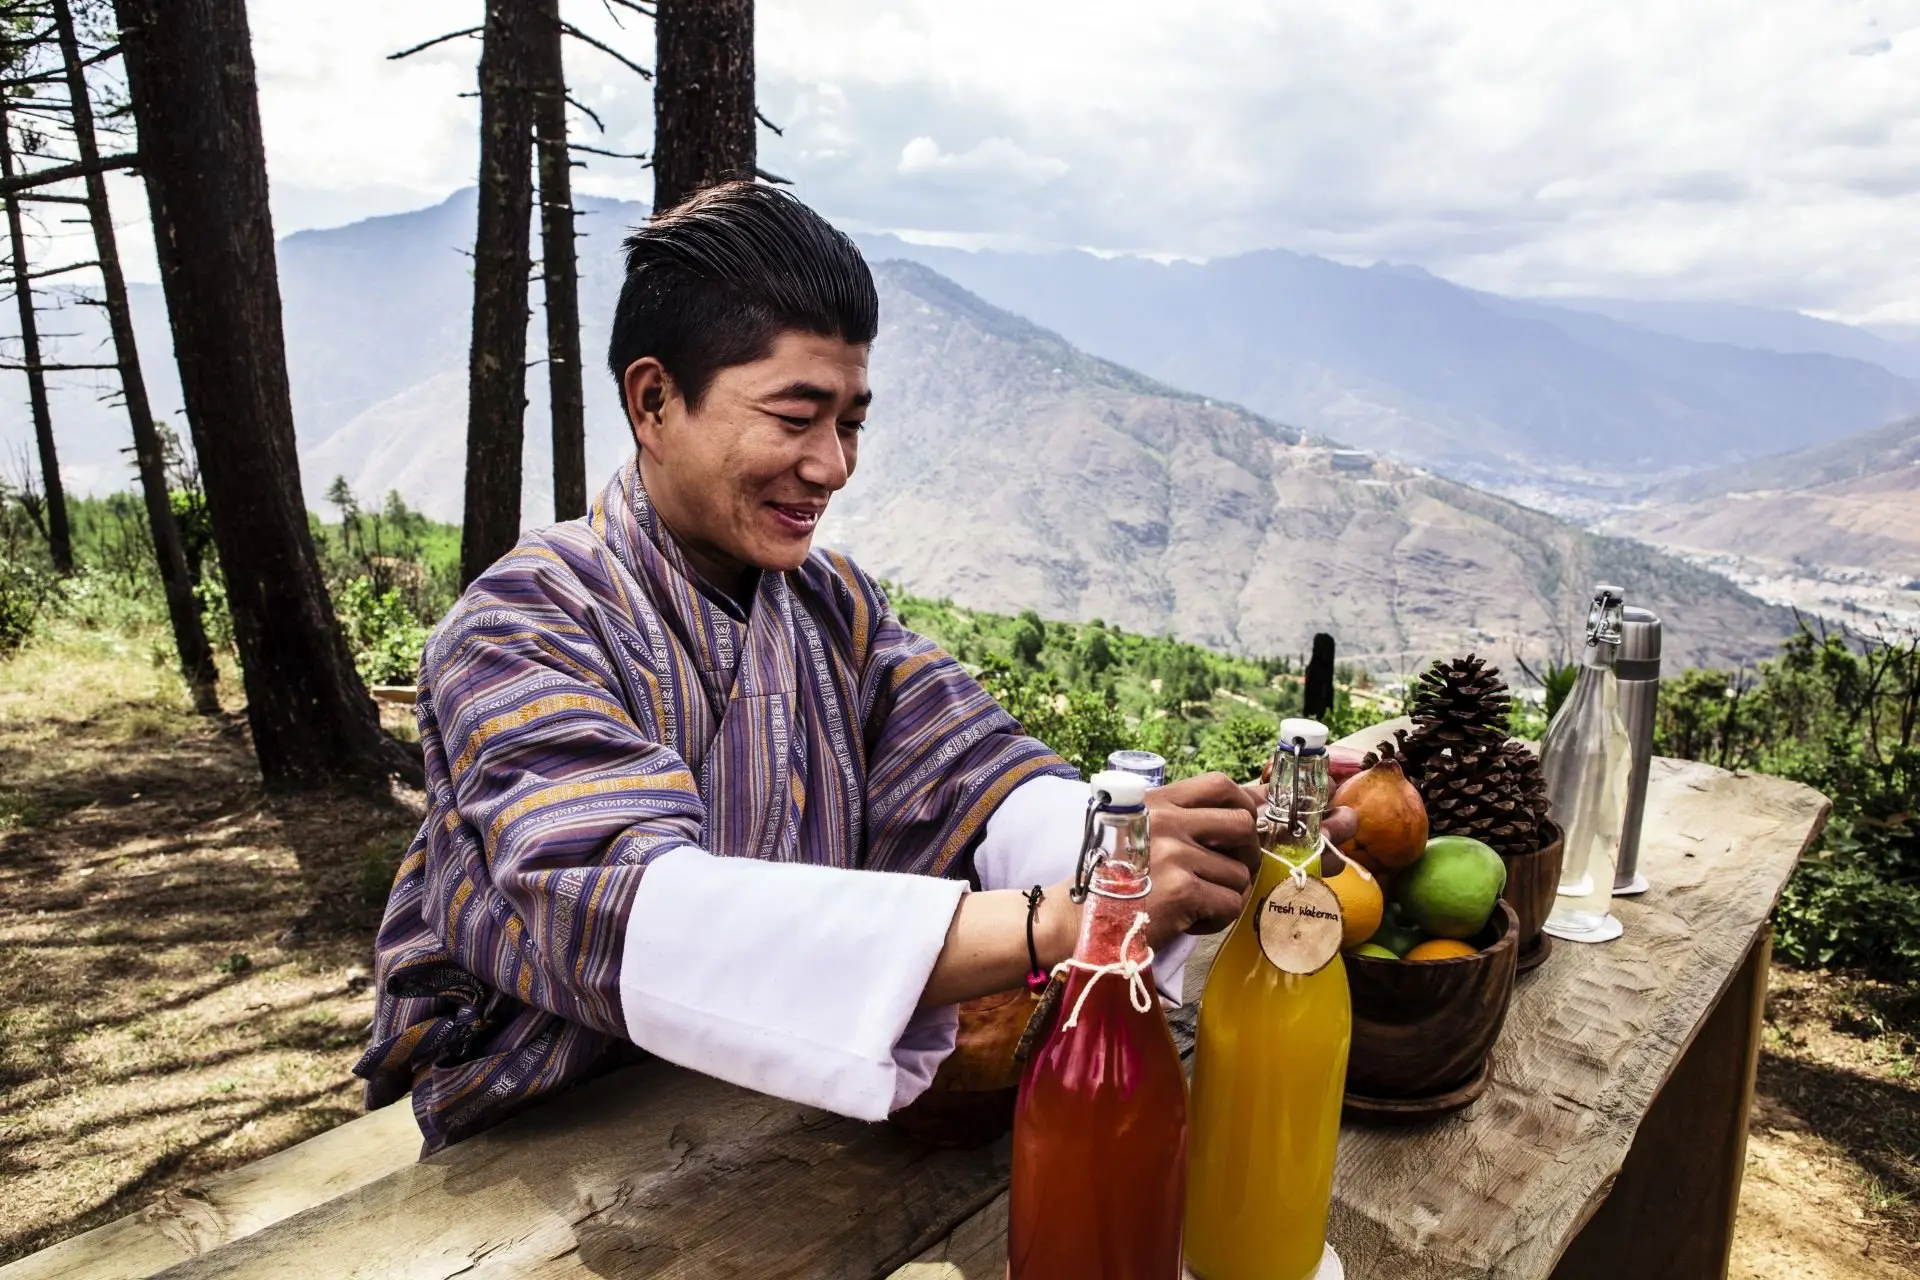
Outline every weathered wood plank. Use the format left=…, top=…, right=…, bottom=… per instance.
left=889, top=757, right=1827, bottom=1280
left=0, top=1102, right=421, bottom=1280
left=145, top=1056, right=1013, bottom=1280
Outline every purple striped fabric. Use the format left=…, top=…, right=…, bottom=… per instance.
left=355, top=459, right=1074, bottom=1150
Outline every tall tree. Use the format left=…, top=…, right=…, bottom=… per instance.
left=55, top=0, right=218, bottom=710
left=0, top=96, right=69, bottom=572
left=651, top=0, right=755, bottom=214
left=459, top=0, right=539, bottom=586
left=115, top=0, right=409, bottom=790
left=531, top=0, right=585, bottom=521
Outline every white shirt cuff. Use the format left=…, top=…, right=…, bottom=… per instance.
left=975, top=773, right=1196, bottom=1004
left=618, top=847, right=967, bottom=1120
left=974, top=773, right=1090, bottom=892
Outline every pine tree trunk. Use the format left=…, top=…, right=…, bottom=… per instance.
left=56, top=0, right=217, bottom=710
left=460, top=0, right=538, bottom=586
left=0, top=105, right=71, bottom=574
left=532, top=0, right=586, bottom=521
left=651, top=0, right=755, bottom=215
left=115, top=0, right=409, bottom=791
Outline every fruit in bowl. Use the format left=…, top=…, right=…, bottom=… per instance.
left=1397, top=836, right=1508, bottom=940
left=1331, top=759, right=1428, bottom=872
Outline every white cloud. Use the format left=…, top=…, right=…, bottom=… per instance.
left=896, top=136, right=1068, bottom=183
left=226, top=0, right=1920, bottom=322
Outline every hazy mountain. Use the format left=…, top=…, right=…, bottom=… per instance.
left=1546, top=298, right=1920, bottom=379
left=11, top=189, right=1913, bottom=503
left=1606, top=417, right=1920, bottom=592
left=0, top=192, right=1795, bottom=665
left=825, top=260, right=1790, bottom=669
left=0, top=189, right=647, bottom=516
left=1646, top=415, right=1920, bottom=505
left=851, top=237, right=1920, bottom=485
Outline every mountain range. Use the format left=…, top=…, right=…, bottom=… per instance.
left=852, top=237, right=1920, bottom=490
left=830, top=260, right=1788, bottom=669
left=1, top=187, right=1860, bottom=666
left=1602, top=416, right=1920, bottom=629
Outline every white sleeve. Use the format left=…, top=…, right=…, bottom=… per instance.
left=973, top=773, right=1199, bottom=1005
left=618, top=847, right=966, bottom=1120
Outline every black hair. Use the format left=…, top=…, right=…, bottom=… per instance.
left=607, top=181, right=878, bottom=412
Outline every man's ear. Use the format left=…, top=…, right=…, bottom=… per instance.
left=622, top=357, right=674, bottom=458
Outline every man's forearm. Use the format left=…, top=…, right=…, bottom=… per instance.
left=918, top=883, right=1078, bottom=1010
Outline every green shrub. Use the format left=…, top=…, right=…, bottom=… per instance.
left=1656, top=624, right=1920, bottom=980
left=334, top=576, right=430, bottom=686
left=51, top=564, right=163, bottom=635
left=1194, top=712, right=1280, bottom=782
left=0, top=550, right=50, bottom=656
left=975, top=654, right=1131, bottom=779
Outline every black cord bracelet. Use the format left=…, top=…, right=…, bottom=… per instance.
left=1023, top=885, right=1048, bottom=992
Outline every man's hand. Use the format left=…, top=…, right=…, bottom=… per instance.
left=1117, top=771, right=1363, bottom=955
left=1139, top=772, right=1261, bottom=949
left=1238, top=781, right=1360, bottom=851
left=922, top=772, right=1363, bottom=1008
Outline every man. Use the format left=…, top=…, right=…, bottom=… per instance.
left=358, top=183, right=1348, bottom=1151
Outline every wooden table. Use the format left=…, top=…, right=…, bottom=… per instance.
left=4, top=756, right=1826, bottom=1280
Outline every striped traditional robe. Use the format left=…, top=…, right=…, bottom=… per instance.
left=356, top=459, right=1075, bottom=1150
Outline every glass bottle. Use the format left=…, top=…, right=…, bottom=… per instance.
left=1542, top=585, right=1631, bottom=944
left=1009, top=770, right=1188, bottom=1280
left=1185, top=719, right=1350, bottom=1280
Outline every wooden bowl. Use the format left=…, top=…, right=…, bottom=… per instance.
left=1342, top=899, right=1519, bottom=1107
left=887, top=986, right=1031, bottom=1148
left=1502, top=822, right=1563, bottom=973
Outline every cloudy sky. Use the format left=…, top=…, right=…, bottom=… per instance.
left=136, top=0, right=1920, bottom=323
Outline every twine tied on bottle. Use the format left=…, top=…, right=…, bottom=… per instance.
left=1052, top=910, right=1157, bottom=1031
left=1268, top=831, right=1341, bottom=888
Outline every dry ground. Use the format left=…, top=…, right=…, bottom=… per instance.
left=0, top=627, right=419, bottom=1263
left=2, top=629, right=1917, bottom=1272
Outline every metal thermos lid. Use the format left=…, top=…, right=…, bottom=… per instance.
left=1620, top=606, right=1662, bottom=664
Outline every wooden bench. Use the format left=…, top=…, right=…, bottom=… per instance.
left=3, top=754, right=1826, bottom=1280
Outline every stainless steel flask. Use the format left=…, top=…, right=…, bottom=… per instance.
left=1612, top=606, right=1662, bottom=895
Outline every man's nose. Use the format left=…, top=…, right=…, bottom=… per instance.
left=795, top=424, right=851, bottom=491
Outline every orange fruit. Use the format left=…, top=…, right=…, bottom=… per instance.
left=1325, top=857, right=1384, bottom=950
left=1403, top=938, right=1478, bottom=962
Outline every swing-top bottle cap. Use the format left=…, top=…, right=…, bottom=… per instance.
left=1088, top=770, right=1149, bottom=809
left=1278, top=718, right=1329, bottom=750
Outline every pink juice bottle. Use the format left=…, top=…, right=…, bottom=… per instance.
left=1009, top=771, right=1188, bottom=1280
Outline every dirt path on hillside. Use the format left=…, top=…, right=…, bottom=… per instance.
left=2, top=635, right=1915, bottom=1271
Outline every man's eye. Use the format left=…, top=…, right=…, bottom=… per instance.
left=839, top=420, right=866, bottom=433
left=775, top=414, right=811, bottom=428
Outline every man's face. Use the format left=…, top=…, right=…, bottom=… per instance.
left=624, top=330, right=869, bottom=588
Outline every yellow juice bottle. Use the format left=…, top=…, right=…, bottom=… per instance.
left=1185, top=718, right=1351, bottom=1280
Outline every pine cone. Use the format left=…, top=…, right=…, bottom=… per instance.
left=1360, top=730, right=1405, bottom=773
left=1361, top=727, right=1438, bottom=783
left=1407, top=654, right=1511, bottom=755
left=1362, top=654, right=1552, bottom=856
left=1419, top=742, right=1550, bottom=857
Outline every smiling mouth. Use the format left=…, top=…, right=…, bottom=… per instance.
left=767, top=501, right=824, bottom=533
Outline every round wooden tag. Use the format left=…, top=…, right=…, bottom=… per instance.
left=1257, top=876, right=1344, bottom=975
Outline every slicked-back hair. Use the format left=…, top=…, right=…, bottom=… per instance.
left=607, top=182, right=878, bottom=413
